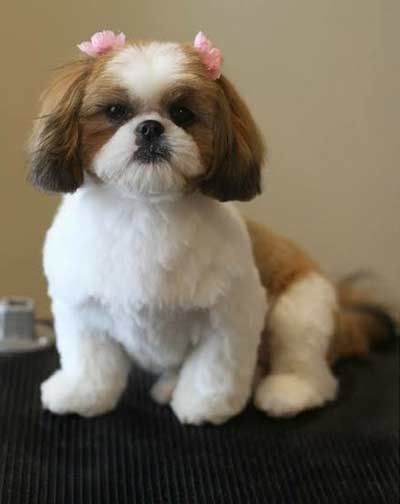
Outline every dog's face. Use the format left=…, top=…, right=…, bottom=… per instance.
left=29, top=41, right=265, bottom=201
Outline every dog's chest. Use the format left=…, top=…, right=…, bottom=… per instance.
left=44, top=191, right=238, bottom=311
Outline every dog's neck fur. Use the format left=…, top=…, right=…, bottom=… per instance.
left=81, top=174, right=208, bottom=210
left=73, top=182, right=215, bottom=229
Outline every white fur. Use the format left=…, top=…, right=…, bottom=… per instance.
left=107, top=44, right=186, bottom=103
left=43, top=185, right=268, bottom=424
left=254, top=273, right=338, bottom=417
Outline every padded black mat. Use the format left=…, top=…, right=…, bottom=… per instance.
left=0, top=344, right=398, bottom=504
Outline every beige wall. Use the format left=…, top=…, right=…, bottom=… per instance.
left=0, top=0, right=398, bottom=317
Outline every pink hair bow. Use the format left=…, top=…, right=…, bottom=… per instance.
left=78, top=30, right=126, bottom=57
left=193, top=31, right=223, bottom=80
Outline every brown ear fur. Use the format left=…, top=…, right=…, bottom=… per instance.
left=200, top=76, right=265, bottom=202
left=28, top=60, right=93, bottom=193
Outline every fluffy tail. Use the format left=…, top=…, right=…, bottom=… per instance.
left=330, top=274, right=398, bottom=361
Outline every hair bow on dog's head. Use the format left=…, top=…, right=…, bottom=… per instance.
left=77, top=29, right=222, bottom=79
left=78, top=30, right=126, bottom=57
left=193, top=31, right=223, bottom=80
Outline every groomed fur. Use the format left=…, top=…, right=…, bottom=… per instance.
left=29, top=40, right=268, bottom=424
left=28, top=36, right=396, bottom=424
left=250, top=225, right=397, bottom=417
left=248, top=222, right=397, bottom=378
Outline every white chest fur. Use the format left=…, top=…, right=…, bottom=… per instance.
left=43, top=186, right=254, bottom=314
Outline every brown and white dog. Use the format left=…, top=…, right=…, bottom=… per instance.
left=28, top=32, right=396, bottom=423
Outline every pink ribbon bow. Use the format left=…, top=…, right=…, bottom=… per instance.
left=78, top=30, right=126, bottom=57
left=193, top=31, right=223, bottom=80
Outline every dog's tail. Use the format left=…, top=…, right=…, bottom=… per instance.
left=330, top=273, right=398, bottom=361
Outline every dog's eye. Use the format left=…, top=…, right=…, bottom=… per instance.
left=169, top=105, right=195, bottom=127
left=104, top=104, right=131, bottom=122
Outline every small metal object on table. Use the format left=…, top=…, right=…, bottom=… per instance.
left=0, top=297, right=54, bottom=354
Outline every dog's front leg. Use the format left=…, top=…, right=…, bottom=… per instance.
left=171, top=279, right=267, bottom=425
left=41, top=301, right=130, bottom=417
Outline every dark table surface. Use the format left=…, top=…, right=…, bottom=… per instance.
left=0, top=343, right=398, bottom=504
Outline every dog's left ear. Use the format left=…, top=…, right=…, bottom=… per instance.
left=200, top=76, right=265, bottom=202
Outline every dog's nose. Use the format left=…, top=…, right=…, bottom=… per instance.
left=136, top=120, right=165, bottom=142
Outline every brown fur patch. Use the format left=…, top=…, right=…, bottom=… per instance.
left=181, top=44, right=266, bottom=201
left=328, top=281, right=397, bottom=362
left=28, top=59, right=93, bottom=192
left=80, top=86, right=133, bottom=168
left=246, top=220, right=318, bottom=300
left=200, top=76, right=266, bottom=201
left=28, top=54, right=118, bottom=192
left=159, top=73, right=217, bottom=185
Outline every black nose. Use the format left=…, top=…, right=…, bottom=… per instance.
left=136, top=120, right=165, bottom=142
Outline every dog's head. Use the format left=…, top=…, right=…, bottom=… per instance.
left=28, top=32, right=265, bottom=202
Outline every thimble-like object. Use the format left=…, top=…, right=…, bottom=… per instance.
left=0, top=297, right=54, bottom=354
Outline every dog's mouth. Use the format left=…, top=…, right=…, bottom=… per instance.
left=133, top=143, right=171, bottom=164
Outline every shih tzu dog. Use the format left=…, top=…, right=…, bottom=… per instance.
left=28, top=31, right=395, bottom=424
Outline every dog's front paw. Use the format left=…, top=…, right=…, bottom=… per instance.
left=41, top=370, right=120, bottom=417
left=171, top=379, right=245, bottom=426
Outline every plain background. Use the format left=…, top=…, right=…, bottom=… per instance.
left=0, top=0, right=398, bottom=318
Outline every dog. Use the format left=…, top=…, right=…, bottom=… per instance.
left=28, top=31, right=396, bottom=424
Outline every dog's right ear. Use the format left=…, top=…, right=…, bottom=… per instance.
left=28, top=60, right=93, bottom=193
